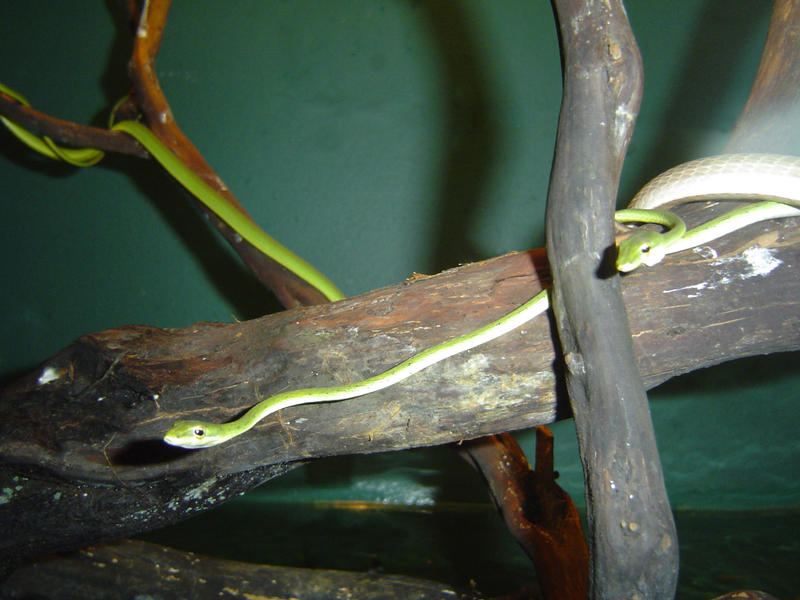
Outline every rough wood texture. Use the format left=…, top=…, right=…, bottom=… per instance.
left=459, top=428, right=589, bottom=600
left=1, top=206, right=798, bottom=570
left=0, top=539, right=485, bottom=600
left=547, top=1, right=678, bottom=597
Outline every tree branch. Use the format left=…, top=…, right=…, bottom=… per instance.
left=125, top=0, right=328, bottom=307
left=458, top=428, right=589, bottom=600
left=0, top=0, right=331, bottom=307
left=546, top=0, right=679, bottom=597
left=1, top=206, right=798, bottom=567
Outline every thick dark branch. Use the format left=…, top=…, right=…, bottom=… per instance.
left=1, top=207, right=798, bottom=566
left=546, top=1, right=678, bottom=597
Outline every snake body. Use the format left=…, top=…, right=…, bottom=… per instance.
left=0, top=82, right=344, bottom=302
left=164, top=154, right=800, bottom=448
left=1, top=83, right=796, bottom=449
left=629, top=154, right=800, bottom=209
left=111, top=121, right=345, bottom=302
left=0, top=82, right=105, bottom=166
left=615, top=154, right=800, bottom=270
left=165, top=289, right=551, bottom=448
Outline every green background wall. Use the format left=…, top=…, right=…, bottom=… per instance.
left=1, top=1, right=798, bottom=596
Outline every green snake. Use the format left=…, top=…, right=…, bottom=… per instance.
left=110, top=120, right=344, bottom=302
left=2, top=83, right=798, bottom=449
left=162, top=161, right=800, bottom=449
left=0, top=82, right=344, bottom=302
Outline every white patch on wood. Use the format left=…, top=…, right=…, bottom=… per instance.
left=711, top=246, right=782, bottom=281
left=663, top=282, right=708, bottom=298
left=661, top=247, right=782, bottom=298
left=38, top=366, right=62, bottom=385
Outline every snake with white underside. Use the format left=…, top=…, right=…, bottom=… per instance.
left=163, top=153, right=800, bottom=448
left=1, top=83, right=796, bottom=449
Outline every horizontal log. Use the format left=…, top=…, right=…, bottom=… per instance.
left=1, top=203, right=798, bottom=566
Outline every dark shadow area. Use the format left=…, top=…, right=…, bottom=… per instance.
left=98, top=0, right=136, bottom=121
left=597, top=243, right=621, bottom=280
left=546, top=308, right=573, bottom=423
left=109, top=438, right=194, bottom=467
left=415, top=2, right=498, bottom=273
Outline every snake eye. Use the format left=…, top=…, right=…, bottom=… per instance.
left=640, top=244, right=651, bottom=254
left=193, top=427, right=206, bottom=438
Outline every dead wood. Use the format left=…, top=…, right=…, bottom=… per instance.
left=0, top=539, right=485, bottom=600
left=547, top=0, right=679, bottom=596
left=1, top=203, right=798, bottom=569
left=458, top=428, right=589, bottom=600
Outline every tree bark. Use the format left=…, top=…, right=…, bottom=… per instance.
left=547, top=0, right=678, bottom=597
left=0, top=539, right=485, bottom=600
left=459, top=428, right=589, bottom=600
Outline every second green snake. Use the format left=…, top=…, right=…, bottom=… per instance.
left=0, top=82, right=344, bottom=302
left=111, top=121, right=345, bottom=302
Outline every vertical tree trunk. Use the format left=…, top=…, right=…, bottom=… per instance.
left=546, top=1, right=679, bottom=597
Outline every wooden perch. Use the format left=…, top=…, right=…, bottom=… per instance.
left=1, top=203, right=799, bottom=569
left=547, top=0, right=679, bottom=596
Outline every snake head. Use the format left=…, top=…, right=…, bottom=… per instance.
left=163, top=420, right=224, bottom=449
left=616, top=231, right=668, bottom=272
